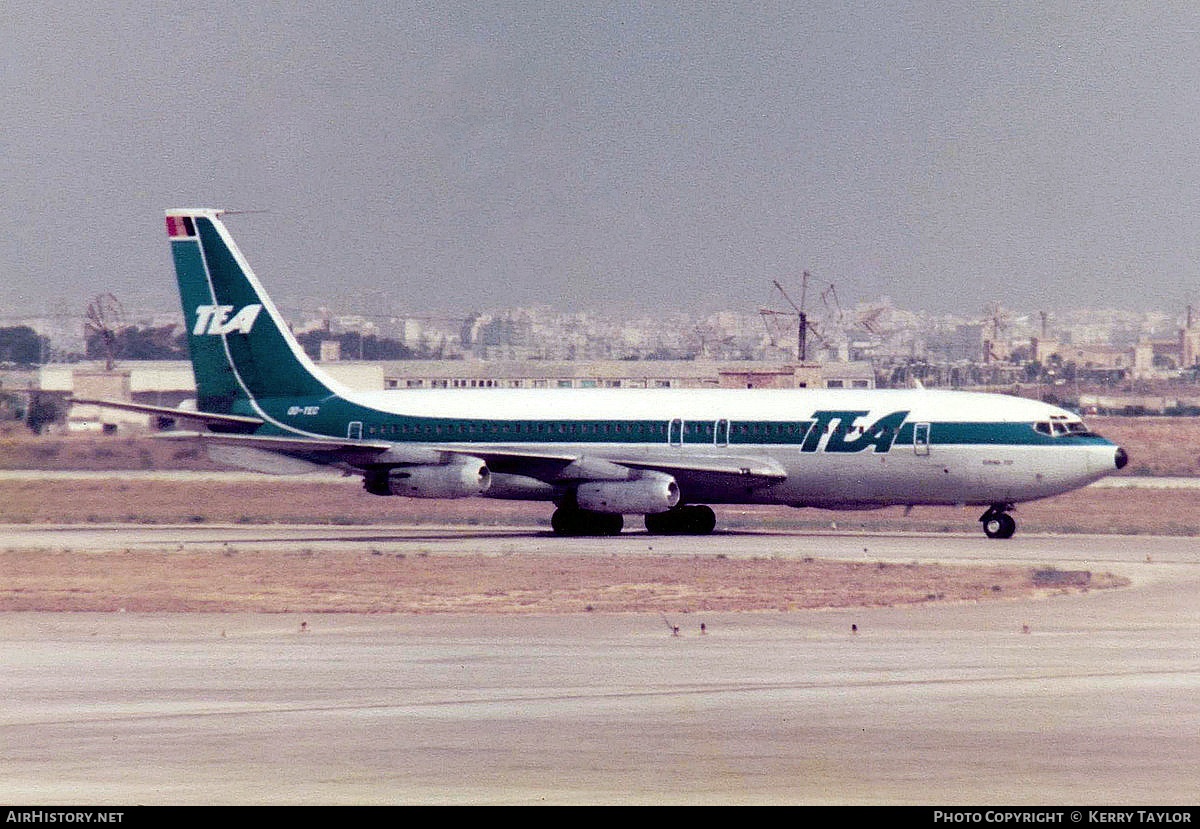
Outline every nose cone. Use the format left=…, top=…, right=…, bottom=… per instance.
left=1115, top=446, right=1128, bottom=470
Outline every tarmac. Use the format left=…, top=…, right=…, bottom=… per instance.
left=2, top=524, right=1199, bottom=804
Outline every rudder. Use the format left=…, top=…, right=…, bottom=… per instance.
left=165, top=209, right=336, bottom=409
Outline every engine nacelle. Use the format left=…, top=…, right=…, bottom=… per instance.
left=576, top=478, right=680, bottom=514
left=384, top=461, right=491, bottom=499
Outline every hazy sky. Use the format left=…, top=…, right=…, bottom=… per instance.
left=5, top=1, right=1200, bottom=321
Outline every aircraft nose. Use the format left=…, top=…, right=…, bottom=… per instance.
left=1114, top=447, right=1128, bottom=470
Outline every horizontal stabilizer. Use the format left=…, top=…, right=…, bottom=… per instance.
left=68, top=398, right=263, bottom=430
left=153, top=430, right=454, bottom=468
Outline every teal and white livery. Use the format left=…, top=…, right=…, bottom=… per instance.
left=79, top=209, right=1129, bottom=538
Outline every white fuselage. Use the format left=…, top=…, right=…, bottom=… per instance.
left=326, top=385, right=1119, bottom=509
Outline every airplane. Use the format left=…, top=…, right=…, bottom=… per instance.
left=74, top=208, right=1129, bottom=539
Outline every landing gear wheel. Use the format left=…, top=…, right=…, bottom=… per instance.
left=981, top=511, right=1016, bottom=539
left=551, top=506, right=623, bottom=536
left=643, top=511, right=672, bottom=535
left=644, top=505, right=717, bottom=535
left=685, top=505, right=716, bottom=535
left=551, top=506, right=576, bottom=536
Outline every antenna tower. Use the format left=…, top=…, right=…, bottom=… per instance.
left=84, top=293, right=126, bottom=371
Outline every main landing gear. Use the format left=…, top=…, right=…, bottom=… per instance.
left=980, top=504, right=1016, bottom=539
left=644, top=505, right=717, bottom=536
left=549, top=504, right=719, bottom=536
left=550, top=505, right=624, bottom=537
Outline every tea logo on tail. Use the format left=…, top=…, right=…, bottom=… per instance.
left=193, top=304, right=263, bottom=336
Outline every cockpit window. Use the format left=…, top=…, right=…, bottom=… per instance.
left=1033, top=420, right=1095, bottom=437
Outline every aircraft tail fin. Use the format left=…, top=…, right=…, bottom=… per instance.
left=165, top=209, right=337, bottom=411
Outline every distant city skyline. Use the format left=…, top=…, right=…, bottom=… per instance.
left=4, top=292, right=1196, bottom=328
left=6, top=2, right=1200, bottom=319
left=7, top=290, right=1195, bottom=364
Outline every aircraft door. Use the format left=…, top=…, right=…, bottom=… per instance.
left=913, top=422, right=931, bottom=456
left=668, top=418, right=684, bottom=447
left=348, top=421, right=363, bottom=440
left=714, top=418, right=729, bottom=447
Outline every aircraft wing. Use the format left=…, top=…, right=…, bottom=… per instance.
left=614, top=455, right=788, bottom=486
left=157, top=431, right=788, bottom=490
left=443, top=446, right=788, bottom=488
left=150, top=431, right=405, bottom=475
left=68, top=398, right=263, bottom=431
left=440, top=446, right=587, bottom=481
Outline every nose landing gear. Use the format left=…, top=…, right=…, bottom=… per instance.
left=980, top=504, right=1016, bottom=539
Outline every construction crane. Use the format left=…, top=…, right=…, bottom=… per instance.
left=759, top=272, right=816, bottom=361
left=982, top=302, right=1009, bottom=363
left=820, top=281, right=846, bottom=334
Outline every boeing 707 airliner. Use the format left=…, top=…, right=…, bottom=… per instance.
left=75, top=209, right=1128, bottom=538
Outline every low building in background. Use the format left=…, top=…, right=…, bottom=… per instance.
left=378, top=359, right=874, bottom=391
left=40, top=358, right=874, bottom=432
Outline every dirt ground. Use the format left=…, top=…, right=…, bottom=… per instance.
left=0, top=546, right=1125, bottom=614
left=0, top=476, right=1144, bottom=614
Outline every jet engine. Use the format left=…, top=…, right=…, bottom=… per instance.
left=371, top=461, right=491, bottom=498
left=575, top=477, right=680, bottom=514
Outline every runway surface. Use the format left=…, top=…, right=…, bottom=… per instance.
left=2, top=524, right=1199, bottom=804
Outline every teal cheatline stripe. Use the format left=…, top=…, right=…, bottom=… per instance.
left=897, top=421, right=1112, bottom=447
left=933, top=421, right=1113, bottom=446
left=252, top=409, right=1113, bottom=450
left=253, top=407, right=1118, bottom=448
